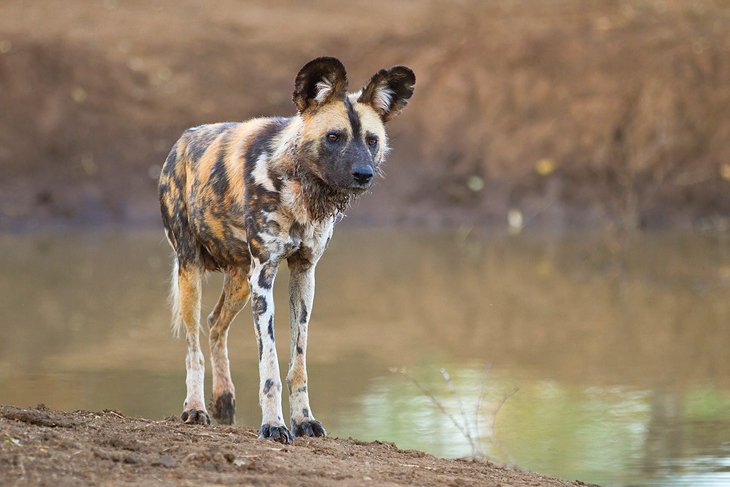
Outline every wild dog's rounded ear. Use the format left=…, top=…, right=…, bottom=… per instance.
left=293, top=57, right=348, bottom=114
left=358, top=66, right=415, bottom=122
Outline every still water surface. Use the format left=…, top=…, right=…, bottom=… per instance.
left=0, top=228, right=728, bottom=486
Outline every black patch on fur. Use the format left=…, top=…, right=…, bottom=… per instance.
left=267, top=316, right=274, bottom=340
left=344, top=98, right=361, bottom=138
left=256, top=190, right=280, bottom=214
left=294, top=153, right=353, bottom=222
left=253, top=295, right=267, bottom=316
left=186, top=123, right=236, bottom=161
left=302, top=408, right=309, bottom=418
left=293, top=57, right=348, bottom=113
left=161, top=144, right=178, bottom=176
left=187, top=139, right=208, bottom=162
left=258, top=264, right=276, bottom=289
left=300, top=300, right=308, bottom=324
left=210, top=391, right=236, bottom=425
left=211, top=145, right=230, bottom=197
left=263, top=379, right=274, bottom=394
left=289, top=221, right=304, bottom=240
left=358, top=66, right=416, bottom=122
left=268, top=168, right=283, bottom=192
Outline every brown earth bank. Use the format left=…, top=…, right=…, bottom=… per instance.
left=0, top=0, right=729, bottom=232
left=0, top=406, right=591, bottom=487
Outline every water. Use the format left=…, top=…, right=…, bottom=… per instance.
left=0, top=228, right=728, bottom=486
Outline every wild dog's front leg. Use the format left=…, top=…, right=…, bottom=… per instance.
left=250, top=260, right=292, bottom=444
left=287, top=261, right=326, bottom=437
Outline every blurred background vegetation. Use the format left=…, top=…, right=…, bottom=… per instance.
left=0, top=0, right=728, bottom=232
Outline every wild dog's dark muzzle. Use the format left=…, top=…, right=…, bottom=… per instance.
left=351, top=164, right=374, bottom=188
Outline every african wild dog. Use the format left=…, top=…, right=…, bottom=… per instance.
left=159, top=57, right=415, bottom=444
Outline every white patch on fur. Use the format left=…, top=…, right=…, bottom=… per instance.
left=287, top=267, right=314, bottom=423
left=372, top=85, right=395, bottom=114
left=184, top=347, right=206, bottom=411
left=169, top=257, right=182, bottom=337
left=314, top=78, right=333, bottom=104
left=347, top=91, right=362, bottom=104
left=252, top=153, right=277, bottom=192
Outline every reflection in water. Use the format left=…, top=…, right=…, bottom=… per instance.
left=0, top=229, right=728, bottom=486
left=347, top=365, right=730, bottom=486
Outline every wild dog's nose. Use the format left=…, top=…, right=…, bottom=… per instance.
left=352, top=165, right=374, bottom=186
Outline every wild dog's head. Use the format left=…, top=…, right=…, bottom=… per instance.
left=292, top=57, right=415, bottom=193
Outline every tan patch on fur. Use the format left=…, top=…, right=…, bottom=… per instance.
left=286, top=360, right=308, bottom=389
left=224, top=122, right=263, bottom=205
left=195, top=139, right=222, bottom=187
left=354, top=103, right=387, bottom=142
left=281, top=179, right=308, bottom=225
left=178, top=266, right=202, bottom=333
left=301, top=103, right=351, bottom=140
left=188, top=119, right=272, bottom=209
left=205, top=208, right=225, bottom=240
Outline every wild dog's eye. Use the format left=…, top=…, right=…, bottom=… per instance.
left=327, top=133, right=339, bottom=142
left=366, top=136, right=378, bottom=146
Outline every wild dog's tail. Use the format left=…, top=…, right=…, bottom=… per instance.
left=160, top=138, right=189, bottom=338
left=169, top=257, right=183, bottom=338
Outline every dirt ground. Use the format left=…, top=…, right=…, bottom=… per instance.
left=0, top=406, right=591, bottom=487
left=0, top=0, right=728, bottom=231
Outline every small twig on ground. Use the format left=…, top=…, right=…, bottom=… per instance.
left=473, top=363, right=492, bottom=444
left=440, top=368, right=480, bottom=458
left=392, top=368, right=475, bottom=451
left=488, top=386, right=519, bottom=464
left=103, top=410, right=126, bottom=420
left=392, top=365, right=518, bottom=463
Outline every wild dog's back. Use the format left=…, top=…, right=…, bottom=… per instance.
left=159, top=119, right=287, bottom=271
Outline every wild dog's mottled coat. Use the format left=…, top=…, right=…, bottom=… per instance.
left=159, top=57, right=415, bottom=443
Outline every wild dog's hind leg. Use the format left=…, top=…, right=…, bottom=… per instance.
left=208, top=268, right=249, bottom=425
left=176, top=262, right=210, bottom=425
left=287, top=258, right=326, bottom=437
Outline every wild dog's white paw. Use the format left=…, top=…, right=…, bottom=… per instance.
left=259, top=423, right=293, bottom=444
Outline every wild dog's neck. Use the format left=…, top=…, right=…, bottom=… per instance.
left=294, top=163, right=354, bottom=223
left=272, top=116, right=355, bottom=224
